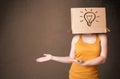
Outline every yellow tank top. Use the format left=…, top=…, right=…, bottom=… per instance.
left=69, top=35, right=100, bottom=79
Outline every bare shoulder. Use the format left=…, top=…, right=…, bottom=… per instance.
left=98, top=34, right=107, bottom=41
left=72, top=35, right=79, bottom=44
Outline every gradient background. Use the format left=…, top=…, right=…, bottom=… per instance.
left=0, top=0, right=120, bottom=79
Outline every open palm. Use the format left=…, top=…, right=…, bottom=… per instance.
left=36, top=54, right=52, bottom=62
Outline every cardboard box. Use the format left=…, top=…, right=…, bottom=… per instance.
left=71, top=7, right=107, bottom=34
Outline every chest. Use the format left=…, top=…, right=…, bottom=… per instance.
left=75, top=39, right=101, bottom=55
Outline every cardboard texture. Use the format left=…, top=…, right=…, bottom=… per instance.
left=71, top=7, right=107, bottom=34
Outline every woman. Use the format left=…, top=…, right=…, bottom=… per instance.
left=36, top=33, right=107, bottom=79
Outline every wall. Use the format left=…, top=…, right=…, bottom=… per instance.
left=0, top=0, right=119, bottom=79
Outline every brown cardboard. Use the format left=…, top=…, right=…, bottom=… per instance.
left=71, top=7, right=107, bottom=34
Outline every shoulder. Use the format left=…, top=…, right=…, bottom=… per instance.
left=98, top=34, right=107, bottom=40
left=98, top=34, right=107, bottom=44
left=71, top=35, right=80, bottom=44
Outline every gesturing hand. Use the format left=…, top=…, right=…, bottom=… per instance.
left=76, top=60, right=84, bottom=65
left=36, top=54, right=52, bottom=62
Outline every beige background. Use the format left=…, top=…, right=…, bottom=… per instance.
left=0, top=0, right=119, bottom=79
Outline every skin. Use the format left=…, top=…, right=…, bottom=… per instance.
left=36, top=34, right=108, bottom=66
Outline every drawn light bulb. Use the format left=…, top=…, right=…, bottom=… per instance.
left=84, top=12, right=96, bottom=27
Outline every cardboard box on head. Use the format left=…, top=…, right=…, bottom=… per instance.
left=71, top=7, right=107, bottom=34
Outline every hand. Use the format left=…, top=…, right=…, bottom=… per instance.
left=36, top=54, right=53, bottom=62
left=77, top=60, right=84, bottom=64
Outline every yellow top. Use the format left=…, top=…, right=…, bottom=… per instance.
left=69, top=35, right=100, bottom=79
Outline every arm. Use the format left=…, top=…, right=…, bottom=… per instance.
left=78, top=34, right=108, bottom=66
left=36, top=35, right=79, bottom=63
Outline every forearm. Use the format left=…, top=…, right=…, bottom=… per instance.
left=51, top=56, right=76, bottom=63
left=79, top=56, right=106, bottom=66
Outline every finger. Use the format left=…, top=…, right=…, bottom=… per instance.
left=43, top=54, right=48, bottom=56
left=36, top=57, right=47, bottom=62
left=36, top=58, right=42, bottom=62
